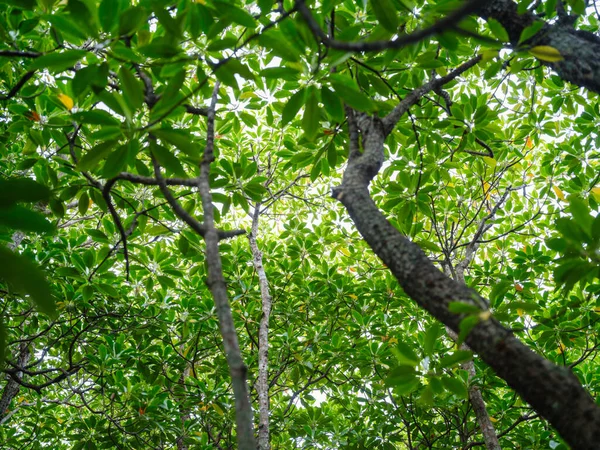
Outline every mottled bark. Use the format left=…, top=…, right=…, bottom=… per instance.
left=446, top=324, right=501, bottom=450
left=153, top=83, right=256, bottom=449
left=0, top=342, right=31, bottom=423
left=478, top=0, right=600, bottom=94
left=249, top=205, right=273, bottom=450
left=196, top=84, right=256, bottom=450
left=176, top=357, right=192, bottom=450
left=333, top=108, right=600, bottom=448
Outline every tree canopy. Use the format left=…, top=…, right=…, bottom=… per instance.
left=1, top=0, right=600, bottom=449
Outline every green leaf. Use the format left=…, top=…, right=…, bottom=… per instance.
left=154, top=6, right=182, bottom=38
left=190, top=3, right=214, bottom=36
left=386, top=366, right=420, bottom=394
left=487, top=18, right=509, bottom=42
left=78, top=192, right=89, bottom=216
left=0, top=319, right=5, bottom=364
left=371, top=0, right=399, bottom=33
left=0, top=246, right=56, bottom=318
left=423, top=322, right=441, bottom=356
left=0, top=0, right=36, bottom=9
left=153, top=129, right=200, bottom=158
left=28, top=49, right=87, bottom=73
left=489, top=280, right=512, bottom=306
left=441, top=376, right=468, bottom=398
left=72, top=110, right=120, bottom=126
left=214, top=1, right=255, bottom=27
left=329, top=74, right=375, bottom=112
left=448, top=302, right=482, bottom=314
left=457, top=315, right=480, bottom=346
left=0, top=206, right=54, bottom=233
left=302, top=86, right=320, bottom=141
left=118, top=66, right=144, bottom=112
left=49, top=198, right=65, bottom=218
left=43, top=13, right=89, bottom=41
left=77, top=140, right=120, bottom=172
left=518, top=21, right=544, bottom=45
left=569, top=196, right=593, bottom=238
left=258, top=0, right=273, bottom=14
left=392, top=341, right=420, bottom=366
left=282, top=88, right=306, bottom=126
left=0, top=179, right=51, bottom=206
left=102, top=145, right=129, bottom=179
left=386, top=365, right=417, bottom=384
left=72, top=63, right=109, bottom=96
left=258, top=30, right=301, bottom=62
left=321, top=86, right=344, bottom=123
left=439, top=350, right=473, bottom=369
left=244, top=182, right=267, bottom=202
left=98, top=0, right=120, bottom=32
left=138, top=37, right=181, bottom=58
left=150, top=69, right=186, bottom=121
left=150, top=141, right=187, bottom=178
left=118, top=6, right=147, bottom=36
left=327, top=141, right=337, bottom=168
left=207, top=37, right=238, bottom=52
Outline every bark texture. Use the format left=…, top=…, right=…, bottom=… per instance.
left=196, top=84, right=256, bottom=450
left=446, top=260, right=501, bottom=450
left=479, top=0, right=600, bottom=94
left=333, top=118, right=600, bottom=448
left=249, top=206, right=273, bottom=450
left=0, top=342, right=31, bottom=423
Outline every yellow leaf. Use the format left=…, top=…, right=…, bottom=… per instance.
left=529, top=45, right=564, bottom=62
left=57, top=93, right=74, bottom=110
left=195, top=0, right=205, bottom=3
left=340, top=248, right=350, bottom=256
left=517, top=308, right=524, bottom=317
left=525, top=136, right=534, bottom=149
left=480, top=49, right=499, bottom=63
left=479, top=311, right=491, bottom=320
left=552, top=185, right=565, bottom=201
left=388, top=337, right=398, bottom=344
left=348, top=294, right=358, bottom=300
left=489, top=416, right=498, bottom=423
left=483, top=181, right=491, bottom=200
left=557, top=342, right=566, bottom=353
left=591, top=186, right=600, bottom=202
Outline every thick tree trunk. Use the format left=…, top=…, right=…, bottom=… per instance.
left=479, top=0, right=600, bottom=94
left=334, top=170, right=600, bottom=450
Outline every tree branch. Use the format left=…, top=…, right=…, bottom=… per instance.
left=295, top=0, right=488, bottom=52
left=196, top=82, right=256, bottom=450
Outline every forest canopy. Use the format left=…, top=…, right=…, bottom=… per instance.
left=1, top=0, right=600, bottom=449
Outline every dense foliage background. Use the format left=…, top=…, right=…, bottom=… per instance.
left=1, top=0, right=599, bottom=448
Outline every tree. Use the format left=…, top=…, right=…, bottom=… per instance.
left=1, top=0, right=599, bottom=449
